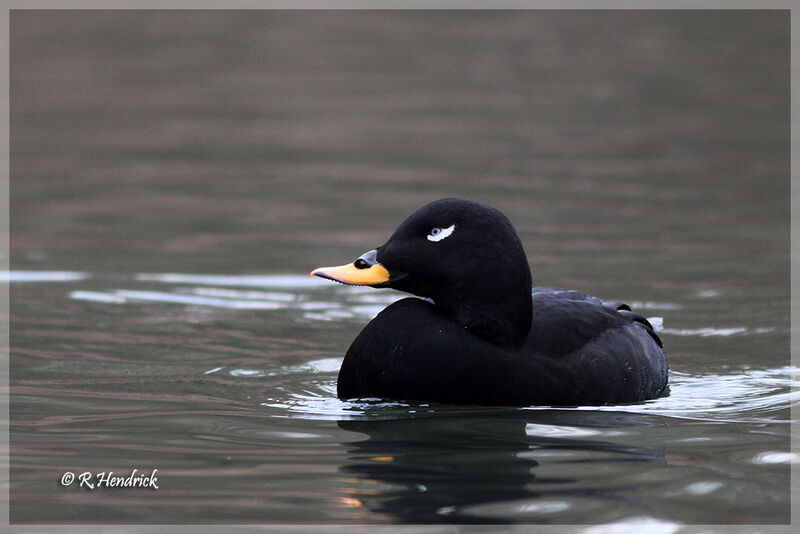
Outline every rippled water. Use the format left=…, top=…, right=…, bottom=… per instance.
left=9, top=270, right=794, bottom=524
left=9, top=9, right=792, bottom=527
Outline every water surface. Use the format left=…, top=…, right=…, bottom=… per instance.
left=9, top=10, right=792, bottom=526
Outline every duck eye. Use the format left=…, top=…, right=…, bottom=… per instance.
left=427, top=224, right=455, bottom=242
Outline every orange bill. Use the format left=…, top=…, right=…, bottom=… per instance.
left=309, top=262, right=391, bottom=285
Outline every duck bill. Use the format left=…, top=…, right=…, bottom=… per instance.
left=310, top=262, right=391, bottom=286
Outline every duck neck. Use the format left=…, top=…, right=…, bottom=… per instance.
left=442, top=267, right=532, bottom=349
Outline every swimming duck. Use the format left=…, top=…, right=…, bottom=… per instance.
left=311, top=198, right=668, bottom=406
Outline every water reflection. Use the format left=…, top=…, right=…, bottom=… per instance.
left=336, top=411, right=666, bottom=524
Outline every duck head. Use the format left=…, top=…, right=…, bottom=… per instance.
left=311, top=198, right=533, bottom=348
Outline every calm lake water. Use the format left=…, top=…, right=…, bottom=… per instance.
left=8, top=10, right=793, bottom=526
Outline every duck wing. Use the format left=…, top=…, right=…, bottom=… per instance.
left=530, top=287, right=663, bottom=354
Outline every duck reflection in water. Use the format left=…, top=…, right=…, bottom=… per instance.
left=335, top=410, right=667, bottom=524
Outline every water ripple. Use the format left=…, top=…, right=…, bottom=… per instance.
left=3, top=270, right=90, bottom=282
left=260, top=361, right=798, bottom=424
left=663, top=326, right=776, bottom=337
left=12, top=270, right=795, bottom=426
left=135, top=272, right=329, bottom=288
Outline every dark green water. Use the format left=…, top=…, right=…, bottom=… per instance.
left=9, top=10, right=792, bottom=526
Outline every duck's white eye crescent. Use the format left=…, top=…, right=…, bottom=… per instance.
left=427, top=224, right=455, bottom=242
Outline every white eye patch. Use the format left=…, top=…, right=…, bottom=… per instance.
left=427, top=224, right=455, bottom=242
